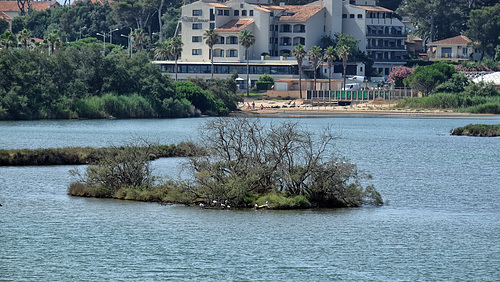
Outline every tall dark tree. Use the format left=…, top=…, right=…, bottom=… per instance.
left=17, top=28, right=33, bottom=48
left=308, top=45, right=322, bottom=91
left=238, top=29, right=255, bottom=97
left=203, top=28, right=218, bottom=79
left=465, top=3, right=500, bottom=60
left=377, top=0, right=403, bottom=10
left=324, top=46, right=336, bottom=91
left=335, top=45, right=350, bottom=91
left=111, top=0, right=156, bottom=30
left=292, top=44, right=306, bottom=99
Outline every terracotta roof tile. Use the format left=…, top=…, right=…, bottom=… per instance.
left=279, top=5, right=324, bottom=22
left=206, top=2, right=230, bottom=8
left=0, top=1, right=58, bottom=12
left=352, top=5, right=392, bottom=12
left=428, top=35, right=472, bottom=46
left=72, top=0, right=111, bottom=5
left=216, top=19, right=253, bottom=32
left=0, top=11, right=12, bottom=21
left=252, top=4, right=285, bottom=13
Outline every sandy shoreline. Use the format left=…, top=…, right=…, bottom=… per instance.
left=233, top=99, right=498, bottom=118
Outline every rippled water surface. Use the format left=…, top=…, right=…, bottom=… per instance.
left=1, top=116, right=500, bottom=281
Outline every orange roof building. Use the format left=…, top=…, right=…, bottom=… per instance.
left=160, top=0, right=406, bottom=82
left=0, top=1, right=58, bottom=19
left=0, top=11, right=12, bottom=31
left=427, top=35, right=481, bottom=61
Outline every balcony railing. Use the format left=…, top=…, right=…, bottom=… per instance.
left=367, top=45, right=406, bottom=50
left=366, top=32, right=405, bottom=38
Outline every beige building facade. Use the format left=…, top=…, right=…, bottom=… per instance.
left=157, top=0, right=407, bottom=84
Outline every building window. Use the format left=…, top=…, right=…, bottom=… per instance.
left=228, top=36, right=238, bottom=44
left=441, top=47, right=452, bottom=58
left=357, top=14, right=362, bottom=18
left=192, top=23, right=202, bottom=30
left=218, top=36, right=225, bottom=44
left=210, top=23, right=215, bottom=29
left=240, top=3, right=244, bottom=8
left=249, top=10, right=253, bottom=16
left=217, top=10, right=223, bottom=16
left=270, top=25, right=273, bottom=31
left=229, top=49, right=238, bottom=57
left=234, top=10, right=239, bottom=16
left=342, top=14, right=347, bottom=18
left=242, top=10, right=247, bottom=16
left=350, top=14, right=355, bottom=18
left=192, top=10, right=202, bottom=16
left=192, top=49, right=202, bottom=55
left=192, top=36, right=202, bottom=42
left=223, top=10, right=229, bottom=16
left=462, top=47, right=468, bottom=56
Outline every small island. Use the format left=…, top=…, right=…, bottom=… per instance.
left=67, top=118, right=383, bottom=209
left=451, top=124, right=500, bottom=137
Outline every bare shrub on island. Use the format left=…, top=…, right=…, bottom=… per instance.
left=186, top=118, right=383, bottom=208
left=69, top=139, right=158, bottom=196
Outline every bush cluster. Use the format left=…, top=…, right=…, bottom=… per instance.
left=451, top=124, right=500, bottom=137
left=0, top=45, right=237, bottom=120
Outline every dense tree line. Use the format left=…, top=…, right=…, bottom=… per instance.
left=5, top=0, right=499, bottom=61
left=391, top=61, right=500, bottom=113
left=0, top=42, right=238, bottom=120
left=397, top=1, right=500, bottom=59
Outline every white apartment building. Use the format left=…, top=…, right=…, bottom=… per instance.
left=154, top=0, right=406, bottom=83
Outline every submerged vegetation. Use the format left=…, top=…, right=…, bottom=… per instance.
left=68, top=119, right=383, bottom=209
left=0, top=142, right=198, bottom=166
left=451, top=124, right=500, bottom=137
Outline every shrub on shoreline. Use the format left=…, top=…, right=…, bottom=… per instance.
left=0, top=142, right=198, bottom=166
left=451, top=124, right=500, bottom=137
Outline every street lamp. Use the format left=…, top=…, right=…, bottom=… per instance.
left=121, top=33, right=131, bottom=58
left=79, top=26, right=86, bottom=40
left=109, top=28, right=119, bottom=45
left=96, top=32, right=105, bottom=55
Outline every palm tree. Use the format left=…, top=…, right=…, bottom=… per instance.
left=168, top=36, right=183, bottom=81
left=44, top=30, right=62, bottom=56
left=18, top=28, right=33, bottom=49
left=131, top=29, right=147, bottom=52
left=292, top=44, right=306, bottom=99
left=335, top=44, right=350, bottom=91
left=0, top=30, right=17, bottom=49
left=203, top=29, right=218, bottom=79
left=154, top=41, right=170, bottom=60
left=324, top=46, right=336, bottom=91
left=238, top=30, right=255, bottom=97
left=308, top=45, right=322, bottom=91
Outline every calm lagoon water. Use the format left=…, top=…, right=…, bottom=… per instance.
left=1, top=116, right=500, bottom=281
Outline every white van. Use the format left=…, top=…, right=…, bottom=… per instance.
left=342, top=83, right=361, bottom=91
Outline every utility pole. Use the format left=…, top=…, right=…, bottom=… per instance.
left=109, top=28, right=119, bottom=45
left=96, top=32, right=105, bottom=55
